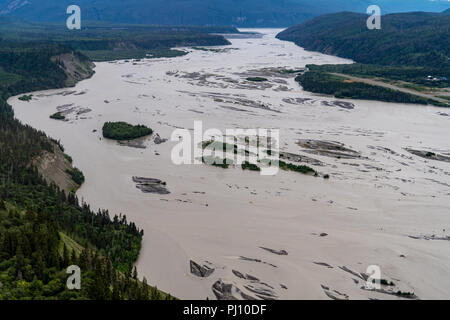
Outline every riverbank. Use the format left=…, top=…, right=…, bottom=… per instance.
left=10, top=29, right=450, bottom=300
left=0, top=42, right=176, bottom=300
left=296, top=67, right=449, bottom=107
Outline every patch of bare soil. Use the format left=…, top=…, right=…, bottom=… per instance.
left=405, top=148, right=450, bottom=163
left=32, top=144, right=78, bottom=193
left=52, top=53, right=95, bottom=87
left=297, top=139, right=363, bottom=159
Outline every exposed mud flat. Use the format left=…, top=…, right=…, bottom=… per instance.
left=50, top=103, right=93, bottom=122
left=10, top=29, right=450, bottom=300
left=115, top=133, right=166, bottom=149
left=132, top=177, right=170, bottom=195
left=117, top=136, right=150, bottom=149
left=283, top=98, right=355, bottom=110
left=297, top=139, right=363, bottom=159
left=190, top=260, right=214, bottom=278
left=279, top=151, right=324, bottom=166
left=405, top=148, right=450, bottom=163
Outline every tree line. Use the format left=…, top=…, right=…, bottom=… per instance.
left=0, top=42, right=173, bottom=300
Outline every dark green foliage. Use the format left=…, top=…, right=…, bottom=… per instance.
left=63, top=153, right=73, bottom=164
left=280, top=69, right=304, bottom=74
left=0, top=20, right=231, bottom=62
left=396, top=290, right=415, bottom=297
left=81, top=48, right=187, bottom=62
left=246, top=77, right=268, bottom=82
left=0, top=203, right=174, bottom=300
left=279, top=11, right=450, bottom=106
left=277, top=11, right=450, bottom=71
left=202, top=156, right=232, bottom=169
left=0, top=43, right=75, bottom=98
left=380, top=279, right=395, bottom=286
left=278, top=160, right=317, bottom=175
left=296, top=71, right=441, bottom=105
left=65, top=168, right=85, bottom=186
left=49, top=112, right=65, bottom=120
left=18, top=94, right=32, bottom=101
left=241, top=162, right=261, bottom=171
left=102, top=122, right=153, bottom=141
left=0, top=39, right=171, bottom=300
left=307, top=64, right=450, bottom=88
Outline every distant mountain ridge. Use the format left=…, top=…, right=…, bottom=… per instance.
left=277, top=10, right=450, bottom=69
left=0, top=0, right=448, bottom=27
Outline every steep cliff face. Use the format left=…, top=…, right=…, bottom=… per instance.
left=52, top=52, right=95, bottom=87
left=32, top=53, right=94, bottom=191
left=32, top=143, right=80, bottom=194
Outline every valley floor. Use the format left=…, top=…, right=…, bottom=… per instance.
left=9, top=29, right=450, bottom=300
left=330, top=73, right=449, bottom=105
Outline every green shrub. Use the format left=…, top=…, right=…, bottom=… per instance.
left=63, top=153, right=73, bottom=164
left=246, top=77, right=268, bottom=82
left=18, top=94, right=32, bottom=102
left=65, top=167, right=85, bottom=186
left=50, top=112, right=65, bottom=120
left=396, top=291, right=414, bottom=297
left=202, top=156, right=232, bottom=169
left=380, top=279, right=395, bottom=286
left=278, top=160, right=317, bottom=175
left=241, top=161, right=261, bottom=171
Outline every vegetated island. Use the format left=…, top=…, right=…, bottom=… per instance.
left=246, top=77, right=268, bottom=82
left=102, top=121, right=153, bottom=141
left=50, top=112, right=65, bottom=120
left=18, top=94, right=32, bottom=102
left=0, top=31, right=176, bottom=299
left=277, top=10, right=450, bottom=107
left=201, top=140, right=324, bottom=177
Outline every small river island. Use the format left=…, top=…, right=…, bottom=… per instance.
left=102, top=121, right=153, bottom=141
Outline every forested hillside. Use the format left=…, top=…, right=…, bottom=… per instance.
left=278, top=10, right=450, bottom=106
left=0, top=43, right=173, bottom=300
left=277, top=11, right=450, bottom=70
left=0, top=19, right=231, bottom=61
left=295, top=69, right=444, bottom=106
left=0, top=17, right=238, bottom=298
left=0, top=0, right=448, bottom=27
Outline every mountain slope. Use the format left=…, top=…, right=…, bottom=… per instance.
left=0, top=0, right=448, bottom=27
left=0, top=39, right=175, bottom=300
left=0, top=19, right=231, bottom=61
left=277, top=11, right=450, bottom=69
